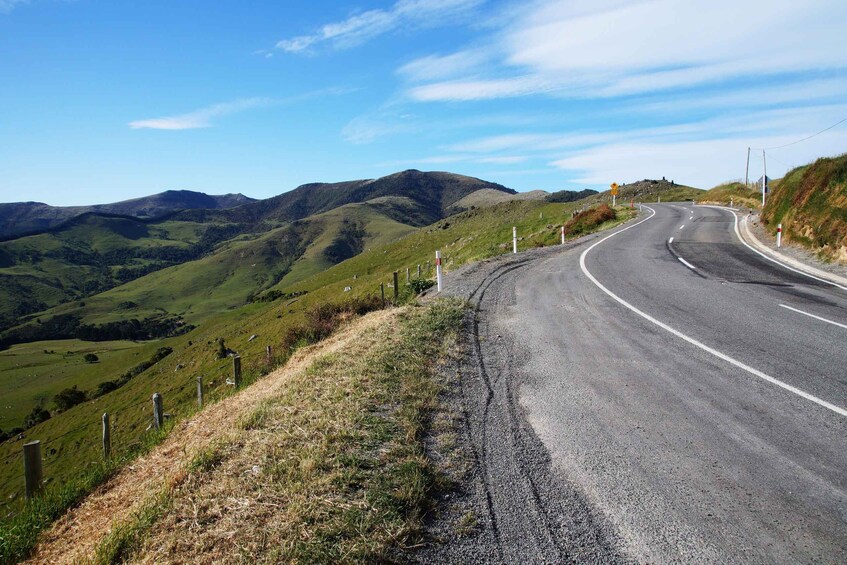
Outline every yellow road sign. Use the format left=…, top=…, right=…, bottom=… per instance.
left=610, top=182, right=619, bottom=196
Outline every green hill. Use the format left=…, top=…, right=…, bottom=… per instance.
left=0, top=190, right=253, bottom=239
left=761, top=153, right=847, bottom=262
left=0, top=171, right=513, bottom=330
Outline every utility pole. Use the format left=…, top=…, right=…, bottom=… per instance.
left=745, top=147, right=751, bottom=187
left=762, top=150, right=767, bottom=207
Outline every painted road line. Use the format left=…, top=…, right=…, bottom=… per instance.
left=678, top=257, right=697, bottom=270
left=680, top=225, right=685, bottom=230
left=579, top=206, right=847, bottom=419
left=668, top=237, right=674, bottom=244
left=780, top=304, right=847, bottom=330
left=700, top=205, right=847, bottom=292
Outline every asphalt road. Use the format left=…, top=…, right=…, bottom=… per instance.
left=443, top=203, right=847, bottom=563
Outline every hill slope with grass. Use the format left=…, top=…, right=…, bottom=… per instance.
left=0, top=190, right=254, bottom=240
left=0, top=171, right=511, bottom=331
left=760, top=153, right=847, bottom=263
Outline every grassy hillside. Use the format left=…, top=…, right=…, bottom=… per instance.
left=761, top=153, right=847, bottom=262
left=0, top=194, right=640, bottom=510
left=0, top=215, right=241, bottom=329
left=0, top=171, right=513, bottom=332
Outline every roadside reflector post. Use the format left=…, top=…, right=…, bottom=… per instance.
left=23, top=441, right=43, bottom=499
left=233, top=356, right=242, bottom=387
left=630, top=199, right=634, bottom=209
left=512, top=226, right=517, bottom=254
left=196, top=376, right=204, bottom=409
left=777, top=223, right=782, bottom=248
left=102, top=413, right=111, bottom=459
left=152, top=393, right=164, bottom=430
left=658, top=196, right=661, bottom=203
left=435, top=250, right=443, bottom=292
left=561, top=225, right=565, bottom=245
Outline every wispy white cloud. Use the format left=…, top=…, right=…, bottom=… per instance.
left=0, top=0, right=28, bottom=14
left=276, top=0, right=485, bottom=54
left=397, top=48, right=491, bottom=82
left=405, top=0, right=847, bottom=101
left=130, top=87, right=357, bottom=130
left=129, top=98, right=274, bottom=130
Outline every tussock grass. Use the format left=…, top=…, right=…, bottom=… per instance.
left=564, top=204, right=617, bottom=238
left=697, top=181, right=762, bottom=209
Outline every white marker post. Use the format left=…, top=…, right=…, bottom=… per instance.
left=435, top=250, right=443, bottom=292
left=561, top=225, right=565, bottom=245
left=512, top=226, right=517, bottom=254
left=777, top=223, right=782, bottom=248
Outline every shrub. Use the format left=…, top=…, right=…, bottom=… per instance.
left=83, top=353, right=99, bottom=363
left=564, top=204, right=617, bottom=238
left=280, top=296, right=383, bottom=354
left=23, top=406, right=51, bottom=429
left=53, top=385, right=87, bottom=412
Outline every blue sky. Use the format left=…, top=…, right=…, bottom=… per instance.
left=1, top=0, right=846, bottom=206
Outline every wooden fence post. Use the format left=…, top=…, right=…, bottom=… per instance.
left=380, top=283, right=385, bottom=306
left=196, top=376, right=204, bottom=409
left=266, top=345, right=272, bottom=362
left=152, top=393, right=163, bottom=430
left=406, top=268, right=410, bottom=283
left=393, top=271, right=399, bottom=301
left=417, top=264, right=421, bottom=278
left=23, top=441, right=43, bottom=499
left=233, top=356, right=242, bottom=387
left=102, top=413, right=111, bottom=459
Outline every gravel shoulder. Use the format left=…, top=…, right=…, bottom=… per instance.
left=416, top=239, right=627, bottom=564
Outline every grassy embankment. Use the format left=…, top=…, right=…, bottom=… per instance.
left=760, top=153, right=847, bottom=263
left=5, top=300, right=465, bottom=564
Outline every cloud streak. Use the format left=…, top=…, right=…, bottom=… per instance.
left=0, top=0, right=28, bottom=14
left=276, top=0, right=485, bottom=54
left=129, top=98, right=273, bottom=130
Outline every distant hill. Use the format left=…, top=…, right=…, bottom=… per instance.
left=449, top=188, right=547, bottom=210
left=0, top=190, right=255, bottom=239
left=172, top=169, right=516, bottom=227
left=0, top=171, right=514, bottom=331
left=545, top=188, right=599, bottom=203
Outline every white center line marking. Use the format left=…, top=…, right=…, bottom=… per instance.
left=780, top=304, right=847, bottom=330
left=678, top=257, right=697, bottom=270
left=580, top=206, right=847, bottom=419
left=668, top=237, right=674, bottom=244
left=680, top=225, right=685, bottom=230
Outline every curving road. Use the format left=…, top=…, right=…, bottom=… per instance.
left=446, top=203, right=847, bottom=562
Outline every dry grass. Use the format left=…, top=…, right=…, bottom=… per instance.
left=21, top=311, right=394, bottom=564
left=22, top=299, right=464, bottom=564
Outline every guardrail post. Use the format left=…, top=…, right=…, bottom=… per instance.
left=233, top=356, right=242, bottom=387
left=23, top=441, right=43, bottom=499
left=436, top=251, right=443, bottom=292
left=102, top=413, right=111, bottom=459
left=152, top=393, right=163, bottom=430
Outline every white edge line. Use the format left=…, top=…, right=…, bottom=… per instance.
left=780, top=304, right=847, bottom=330
left=701, top=205, right=847, bottom=292
left=678, top=257, right=697, bottom=270
left=579, top=205, right=847, bottom=419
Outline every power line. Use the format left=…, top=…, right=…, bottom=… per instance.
left=753, top=115, right=847, bottom=150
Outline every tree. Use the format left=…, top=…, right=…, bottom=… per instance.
left=83, top=353, right=99, bottom=363
left=24, top=406, right=51, bottom=429
left=53, top=385, right=87, bottom=412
